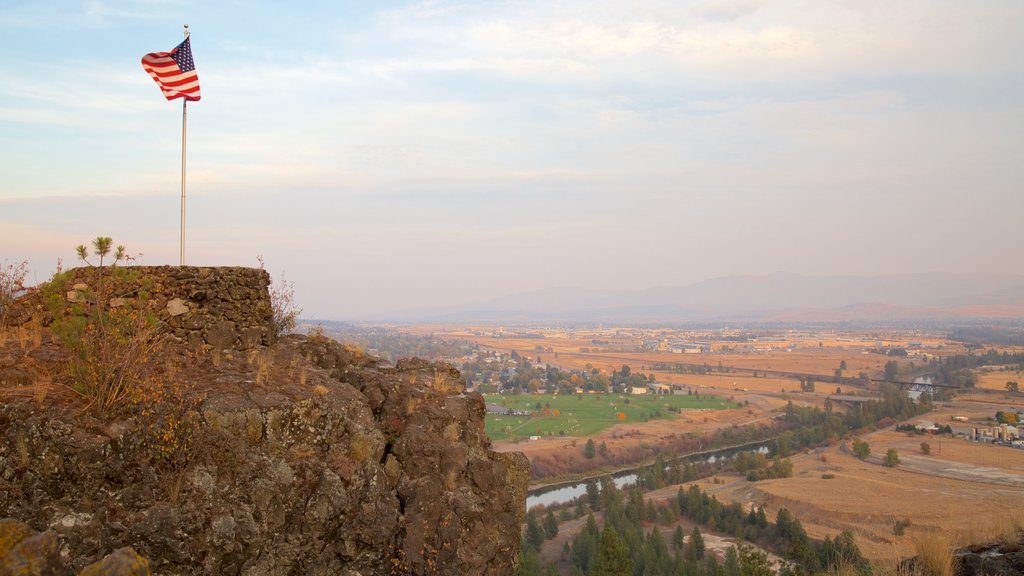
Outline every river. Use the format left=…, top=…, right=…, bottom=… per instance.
left=526, top=440, right=774, bottom=509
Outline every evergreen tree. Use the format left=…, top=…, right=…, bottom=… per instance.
left=672, top=525, right=685, bottom=550
left=525, top=513, right=546, bottom=552
left=652, top=452, right=666, bottom=487
left=586, top=480, right=601, bottom=511
left=517, top=547, right=542, bottom=576
left=600, top=476, right=623, bottom=511
left=689, top=526, right=705, bottom=560
left=585, top=513, right=600, bottom=538
left=543, top=509, right=559, bottom=539
left=707, top=552, right=723, bottom=576
left=724, top=546, right=741, bottom=576
left=594, top=526, right=633, bottom=576
left=736, top=543, right=774, bottom=576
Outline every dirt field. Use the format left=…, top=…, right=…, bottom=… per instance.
left=465, top=336, right=890, bottom=378
left=975, top=368, right=1024, bottom=392
left=420, top=324, right=1024, bottom=564
left=697, top=421, right=1024, bottom=562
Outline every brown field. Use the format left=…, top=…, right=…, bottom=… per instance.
left=465, top=335, right=891, bottom=376
left=697, top=416, right=1024, bottom=562
left=438, top=329, right=965, bottom=390
left=420, top=324, right=1023, bottom=565
left=975, top=368, right=1024, bottom=392
left=474, top=328, right=979, bottom=485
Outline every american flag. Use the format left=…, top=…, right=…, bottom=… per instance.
left=141, top=37, right=201, bottom=101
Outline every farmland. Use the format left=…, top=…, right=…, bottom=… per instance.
left=483, top=392, right=734, bottom=438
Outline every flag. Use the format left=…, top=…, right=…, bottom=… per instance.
left=141, top=36, right=201, bottom=101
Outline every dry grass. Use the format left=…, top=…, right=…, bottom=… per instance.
left=0, top=358, right=57, bottom=410
left=254, top=351, right=274, bottom=386
left=975, top=369, right=1024, bottom=392
left=699, top=434, right=1024, bottom=563
left=431, top=369, right=458, bottom=394
left=964, top=515, right=1024, bottom=547
left=246, top=348, right=274, bottom=385
left=31, top=368, right=52, bottom=408
left=912, top=532, right=956, bottom=576
left=1, top=319, right=43, bottom=350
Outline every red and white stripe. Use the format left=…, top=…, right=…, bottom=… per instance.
left=141, top=51, right=201, bottom=101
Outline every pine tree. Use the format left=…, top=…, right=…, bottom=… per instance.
left=672, top=525, right=685, bottom=550
left=518, top=547, right=542, bottom=576
left=724, top=546, right=741, bottom=576
left=594, top=526, right=633, bottom=576
left=690, top=526, right=705, bottom=560
left=543, top=509, right=559, bottom=539
left=586, top=480, right=601, bottom=511
left=585, top=513, right=600, bottom=538
left=526, top=513, right=546, bottom=552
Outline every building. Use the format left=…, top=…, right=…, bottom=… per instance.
left=649, top=383, right=673, bottom=395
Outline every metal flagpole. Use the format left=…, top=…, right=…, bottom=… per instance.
left=180, top=24, right=189, bottom=266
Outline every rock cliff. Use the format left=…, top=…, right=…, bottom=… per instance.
left=0, top=267, right=528, bottom=575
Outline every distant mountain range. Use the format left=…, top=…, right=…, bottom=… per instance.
left=407, top=272, right=1024, bottom=324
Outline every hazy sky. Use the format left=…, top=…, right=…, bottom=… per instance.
left=2, top=1, right=1022, bottom=319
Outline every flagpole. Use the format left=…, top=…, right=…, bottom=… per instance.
left=180, top=24, right=189, bottom=267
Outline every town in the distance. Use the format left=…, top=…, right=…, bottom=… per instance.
left=310, top=320, right=1024, bottom=575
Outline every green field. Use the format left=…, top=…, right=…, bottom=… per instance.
left=483, top=392, right=734, bottom=439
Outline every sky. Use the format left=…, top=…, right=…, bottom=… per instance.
left=1, top=0, right=1022, bottom=320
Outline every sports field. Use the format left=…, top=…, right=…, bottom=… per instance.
left=483, top=392, right=734, bottom=439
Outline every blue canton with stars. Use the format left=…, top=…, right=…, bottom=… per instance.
left=171, top=38, right=196, bottom=72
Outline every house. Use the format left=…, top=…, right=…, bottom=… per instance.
left=630, top=386, right=648, bottom=395
left=649, top=383, right=673, bottom=395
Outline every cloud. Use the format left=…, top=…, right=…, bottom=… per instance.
left=2, top=0, right=1023, bottom=317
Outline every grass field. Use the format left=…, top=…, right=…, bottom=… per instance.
left=975, top=368, right=1023, bottom=391
left=483, top=392, right=734, bottom=439
left=698, top=422, right=1024, bottom=562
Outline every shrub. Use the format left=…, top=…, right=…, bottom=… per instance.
left=44, top=239, right=164, bottom=417
left=852, top=438, right=871, bottom=460
left=883, top=448, right=900, bottom=468
left=0, top=259, right=29, bottom=329
left=259, top=257, right=303, bottom=337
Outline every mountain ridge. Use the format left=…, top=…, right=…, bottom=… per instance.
left=389, top=272, right=1024, bottom=323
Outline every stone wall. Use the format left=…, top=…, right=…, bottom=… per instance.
left=37, top=266, right=273, bottom=352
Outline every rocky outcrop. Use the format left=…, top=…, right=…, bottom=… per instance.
left=898, top=537, right=1024, bottom=576
left=956, top=539, right=1024, bottom=576
left=0, top=518, right=151, bottom=575
left=9, top=266, right=274, bottom=352
left=0, top=269, right=528, bottom=575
